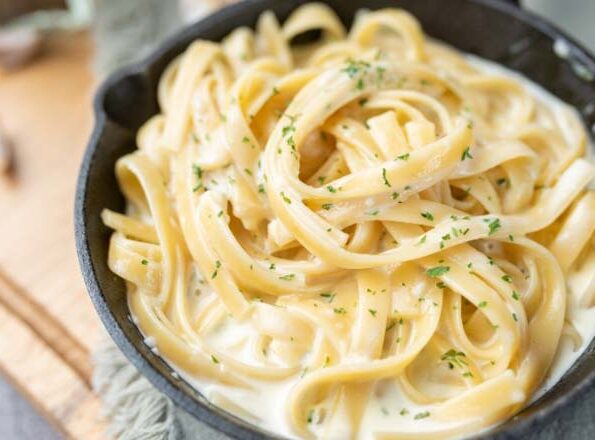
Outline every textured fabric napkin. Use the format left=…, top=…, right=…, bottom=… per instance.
left=91, top=0, right=595, bottom=438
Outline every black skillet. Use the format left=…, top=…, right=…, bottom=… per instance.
left=75, top=0, right=595, bottom=438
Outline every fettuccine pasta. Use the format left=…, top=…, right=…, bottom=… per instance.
left=102, top=4, right=595, bottom=439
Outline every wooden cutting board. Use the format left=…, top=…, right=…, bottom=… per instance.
left=0, top=31, right=107, bottom=439
left=0, top=2, right=236, bottom=438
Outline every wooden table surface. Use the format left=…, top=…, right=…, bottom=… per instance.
left=0, top=31, right=106, bottom=439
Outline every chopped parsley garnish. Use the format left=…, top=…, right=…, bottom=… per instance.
left=317, top=176, right=326, bottom=185
left=487, top=217, right=501, bottom=235
left=414, top=411, right=431, bottom=420
left=211, top=355, right=220, bottom=364
left=321, top=203, right=333, bottom=210
left=416, top=235, right=427, bottom=246
left=391, top=191, right=399, bottom=200
left=368, top=309, right=377, bottom=317
left=341, top=59, right=371, bottom=78
left=496, top=177, right=510, bottom=187
left=441, top=349, right=467, bottom=369
left=400, top=408, right=409, bottom=416
left=395, top=153, right=410, bottom=161
left=382, top=168, right=391, bottom=187
left=426, top=266, right=450, bottom=277
left=141, top=259, right=148, bottom=265
left=279, top=273, right=295, bottom=281
left=211, top=260, right=221, bottom=279
left=333, top=307, right=347, bottom=314
left=461, top=147, right=473, bottom=161
left=421, top=211, right=434, bottom=221
left=280, top=191, right=292, bottom=204
left=508, top=234, right=514, bottom=242
left=502, top=274, right=513, bottom=283
left=326, top=185, right=337, bottom=193
left=366, top=209, right=380, bottom=216
left=512, top=313, right=518, bottom=322
left=192, top=164, right=203, bottom=192
left=320, top=292, right=335, bottom=303
left=512, top=291, right=520, bottom=301
left=258, top=183, right=266, bottom=194
left=478, top=301, right=488, bottom=308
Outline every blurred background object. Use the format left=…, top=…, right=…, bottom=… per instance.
left=0, top=0, right=91, bottom=70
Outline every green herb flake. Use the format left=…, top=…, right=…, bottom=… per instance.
left=320, top=292, right=335, bottom=303
left=421, top=211, right=434, bottom=221
left=382, top=168, right=391, bottom=187
left=414, top=411, right=431, bottom=420
left=280, top=191, right=292, bottom=204
left=395, top=153, right=410, bottom=161
left=211, top=355, right=220, bottom=364
left=487, top=217, right=501, bottom=236
left=426, top=266, right=450, bottom=277
left=441, top=349, right=467, bottom=369
left=211, top=260, right=222, bottom=279
left=333, top=307, right=347, bottom=315
left=321, top=203, right=333, bottom=210
left=279, top=273, right=295, bottom=281
left=461, top=147, right=473, bottom=161
left=496, top=177, right=510, bottom=187
left=368, top=308, right=377, bottom=317
left=478, top=301, right=488, bottom=308
left=141, top=259, right=148, bottom=265
left=502, top=274, right=513, bottom=283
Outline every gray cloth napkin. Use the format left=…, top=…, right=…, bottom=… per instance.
left=91, top=1, right=595, bottom=438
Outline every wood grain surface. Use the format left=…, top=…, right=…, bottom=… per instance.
left=0, top=31, right=106, bottom=440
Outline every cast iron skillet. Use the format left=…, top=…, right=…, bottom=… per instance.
left=75, top=0, right=595, bottom=438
